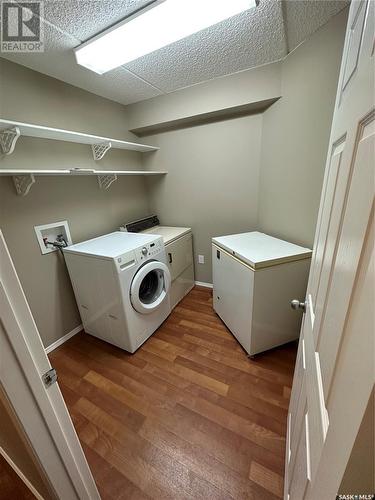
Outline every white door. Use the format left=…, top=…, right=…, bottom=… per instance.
left=0, top=230, right=100, bottom=499
left=285, top=1, right=374, bottom=498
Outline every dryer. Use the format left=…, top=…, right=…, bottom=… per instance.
left=120, top=216, right=194, bottom=308
left=63, top=232, right=171, bottom=353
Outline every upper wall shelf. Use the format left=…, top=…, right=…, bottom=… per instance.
left=0, top=169, right=167, bottom=196
left=0, top=169, right=167, bottom=176
left=0, top=118, right=162, bottom=195
left=0, top=118, right=159, bottom=159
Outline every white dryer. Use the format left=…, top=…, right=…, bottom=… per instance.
left=63, top=232, right=171, bottom=353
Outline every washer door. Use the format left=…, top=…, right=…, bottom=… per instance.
left=130, top=260, right=171, bottom=314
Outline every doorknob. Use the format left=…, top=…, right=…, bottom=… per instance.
left=291, top=299, right=307, bottom=312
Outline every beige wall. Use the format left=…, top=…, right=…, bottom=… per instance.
left=1, top=58, right=137, bottom=140
left=126, top=61, right=281, bottom=131
left=339, top=389, right=374, bottom=495
left=0, top=381, right=53, bottom=499
left=0, top=59, right=150, bottom=348
left=143, top=114, right=263, bottom=283
left=258, top=9, right=348, bottom=247
left=134, top=10, right=347, bottom=282
left=0, top=8, right=348, bottom=346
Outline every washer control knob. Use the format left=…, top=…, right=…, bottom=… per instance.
left=141, top=247, right=148, bottom=256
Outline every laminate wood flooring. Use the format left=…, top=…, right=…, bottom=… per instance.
left=49, top=286, right=297, bottom=499
left=0, top=455, right=35, bottom=500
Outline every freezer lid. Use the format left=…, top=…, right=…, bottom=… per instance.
left=212, top=231, right=312, bottom=269
left=63, top=231, right=161, bottom=258
left=141, top=226, right=191, bottom=245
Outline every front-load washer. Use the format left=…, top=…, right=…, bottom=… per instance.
left=119, top=216, right=194, bottom=308
left=63, top=231, right=171, bottom=353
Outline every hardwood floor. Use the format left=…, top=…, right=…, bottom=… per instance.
left=0, top=455, right=35, bottom=500
left=50, top=286, right=297, bottom=499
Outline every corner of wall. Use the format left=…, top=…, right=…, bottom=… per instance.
left=257, top=8, right=348, bottom=247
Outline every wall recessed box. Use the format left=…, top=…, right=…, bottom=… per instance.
left=34, top=221, right=72, bottom=255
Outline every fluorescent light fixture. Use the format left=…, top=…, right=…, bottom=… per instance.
left=74, top=0, right=257, bottom=74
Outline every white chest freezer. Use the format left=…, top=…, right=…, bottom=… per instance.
left=212, top=231, right=312, bottom=356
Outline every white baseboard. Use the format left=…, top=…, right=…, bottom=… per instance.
left=195, top=281, right=213, bottom=289
left=0, top=447, right=44, bottom=500
left=45, top=324, right=82, bottom=354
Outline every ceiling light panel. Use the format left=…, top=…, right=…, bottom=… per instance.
left=74, top=0, right=257, bottom=74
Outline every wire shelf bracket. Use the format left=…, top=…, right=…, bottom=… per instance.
left=92, top=142, right=112, bottom=161
left=97, top=173, right=117, bottom=190
left=0, top=126, right=21, bottom=155
left=13, top=174, right=35, bottom=196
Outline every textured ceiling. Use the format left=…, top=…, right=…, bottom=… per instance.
left=283, top=0, right=348, bottom=51
left=126, top=0, right=287, bottom=92
left=1, top=0, right=348, bottom=105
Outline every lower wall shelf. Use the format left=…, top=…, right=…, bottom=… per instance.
left=0, top=169, right=167, bottom=196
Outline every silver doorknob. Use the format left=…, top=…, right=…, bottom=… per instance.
left=291, top=299, right=306, bottom=312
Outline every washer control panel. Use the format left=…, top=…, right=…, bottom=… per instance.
left=115, top=237, right=164, bottom=271
left=137, top=238, right=163, bottom=261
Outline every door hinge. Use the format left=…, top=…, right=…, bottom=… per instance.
left=42, top=368, right=58, bottom=388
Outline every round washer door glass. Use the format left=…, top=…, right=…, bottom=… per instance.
left=130, top=261, right=171, bottom=314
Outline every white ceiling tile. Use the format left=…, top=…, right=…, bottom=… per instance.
left=284, top=0, right=349, bottom=52
left=0, top=0, right=348, bottom=104
left=43, top=0, right=150, bottom=42
left=125, top=0, right=287, bottom=92
left=2, top=20, right=163, bottom=105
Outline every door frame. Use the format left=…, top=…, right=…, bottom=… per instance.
left=0, top=229, right=100, bottom=499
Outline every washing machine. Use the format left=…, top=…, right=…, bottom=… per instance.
left=140, top=226, right=194, bottom=308
left=63, top=231, right=171, bottom=353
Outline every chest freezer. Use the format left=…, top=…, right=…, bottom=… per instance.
left=212, top=231, right=312, bottom=356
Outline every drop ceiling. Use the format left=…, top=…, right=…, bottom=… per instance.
left=1, top=0, right=347, bottom=105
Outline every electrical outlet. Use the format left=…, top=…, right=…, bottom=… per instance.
left=198, top=254, right=205, bottom=264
